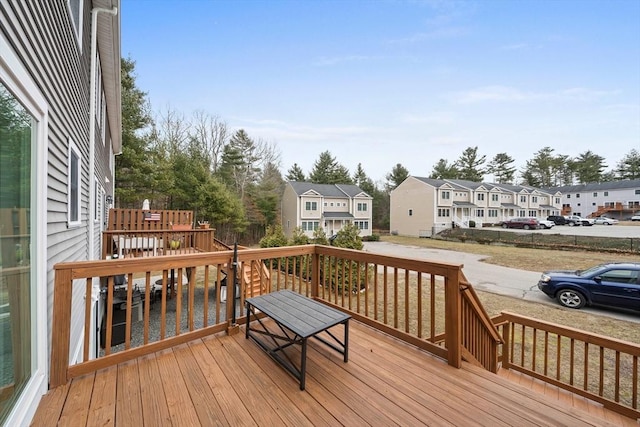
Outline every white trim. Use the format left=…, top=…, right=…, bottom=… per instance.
left=66, top=0, right=84, bottom=53
left=68, top=139, right=82, bottom=227
left=0, top=32, right=49, bottom=427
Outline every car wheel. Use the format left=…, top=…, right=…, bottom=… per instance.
left=556, top=289, right=586, bottom=309
left=523, top=225, right=530, bottom=230
left=502, top=223, right=508, bottom=229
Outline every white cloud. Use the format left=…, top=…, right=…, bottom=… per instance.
left=449, top=85, right=619, bottom=104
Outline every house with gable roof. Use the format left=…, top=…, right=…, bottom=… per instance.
left=281, top=182, right=373, bottom=239
left=390, top=177, right=562, bottom=237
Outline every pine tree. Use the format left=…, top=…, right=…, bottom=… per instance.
left=455, top=146, right=486, bottom=182
left=487, top=153, right=516, bottom=184
left=308, top=151, right=352, bottom=184
left=385, top=163, right=409, bottom=190
left=285, top=163, right=306, bottom=181
left=429, top=159, right=459, bottom=180
left=616, top=149, right=640, bottom=180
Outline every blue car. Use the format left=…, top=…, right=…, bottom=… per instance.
left=537, top=263, right=640, bottom=310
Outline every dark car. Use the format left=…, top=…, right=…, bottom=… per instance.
left=547, top=215, right=567, bottom=225
left=537, top=263, right=640, bottom=310
left=501, top=217, right=539, bottom=230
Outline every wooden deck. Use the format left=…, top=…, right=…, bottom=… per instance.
left=32, top=321, right=637, bottom=427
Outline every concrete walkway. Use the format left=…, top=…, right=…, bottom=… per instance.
left=362, top=241, right=639, bottom=324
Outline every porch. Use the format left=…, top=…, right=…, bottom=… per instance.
left=31, top=321, right=633, bottom=426
left=35, top=244, right=640, bottom=425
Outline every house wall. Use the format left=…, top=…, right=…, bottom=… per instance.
left=563, top=186, right=640, bottom=218
left=390, top=177, right=436, bottom=237
left=281, top=184, right=299, bottom=238
left=0, top=1, right=119, bottom=424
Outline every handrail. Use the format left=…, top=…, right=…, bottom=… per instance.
left=50, top=244, right=484, bottom=388
left=101, top=229, right=216, bottom=259
left=497, top=311, right=639, bottom=419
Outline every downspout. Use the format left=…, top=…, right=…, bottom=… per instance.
left=89, top=5, right=117, bottom=360
left=89, top=5, right=118, bottom=260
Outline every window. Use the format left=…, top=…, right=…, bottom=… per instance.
left=491, top=194, right=498, bottom=202
left=555, top=197, right=560, bottom=204
left=604, top=191, right=608, bottom=196
left=576, top=194, right=580, bottom=198
left=441, top=191, right=450, bottom=200
left=68, top=140, right=82, bottom=225
left=357, top=202, right=367, bottom=211
left=408, top=209, right=413, bottom=216
left=476, top=209, right=484, bottom=217
left=94, top=178, right=102, bottom=222
left=488, top=209, right=498, bottom=217
left=532, top=196, right=538, bottom=203
left=301, top=221, right=319, bottom=231
left=437, top=208, right=450, bottom=217
left=68, top=0, right=83, bottom=48
left=355, top=221, right=369, bottom=230
left=567, top=194, right=571, bottom=199
left=520, top=195, right=526, bottom=202
left=324, top=202, right=327, bottom=206
left=635, top=190, right=640, bottom=195
left=528, top=210, right=537, bottom=217
left=305, top=201, right=317, bottom=211
left=593, top=192, right=598, bottom=197
left=518, top=210, right=526, bottom=217
left=600, top=269, right=639, bottom=284
left=477, top=193, right=485, bottom=201
left=330, top=202, right=334, bottom=207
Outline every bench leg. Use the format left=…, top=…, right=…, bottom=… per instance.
left=344, top=319, right=349, bottom=362
left=300, top=338, right=307, bottom=390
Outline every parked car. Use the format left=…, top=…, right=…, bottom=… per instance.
left=593, top=217, right=618, bottom=225
left=536, top=218, right=555, bottom=229
left=547, top=215, right=567, bottom=225
left=501, top=217, right=539, bottom=230
left=632, top=215, right=640, bottom=221
left=565, top=215, right=593, bottom=226
left=537, top=263, right=640, bottom=310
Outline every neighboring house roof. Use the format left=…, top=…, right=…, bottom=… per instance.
left=288, top=181, right=371, bottom=198
left=545, top=179, right=640, bottom=193
left=323, top=212, right=355, bottom=219
left=412, top=177, right=468, bottom=190
left=540, top=204, right=557, bottom=209
left=452, top=201, right=478, bottom=207
left=501, top=203, right=521, bottom=209
left=409, top=177, right=554, bottom=195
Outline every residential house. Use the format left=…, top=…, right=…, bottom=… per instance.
left=281, top=182, right=373, bottom=239
left=546, top=179, right=640, bottom=219
left=390, top=177, right=562, bottom=237
left=0, top=1, right=121, bottom=424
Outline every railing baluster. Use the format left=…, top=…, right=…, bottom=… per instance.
left=393, top=268, right=399, bottom=329
left=583, top=342, right=589, bottom=391
left=144, top=272, right=151, bottom=344
left=404, top=270, right=409, bottom=333
left=83, top=277, right=93, bottom=362
left=417, top=273, right=422, bottom=339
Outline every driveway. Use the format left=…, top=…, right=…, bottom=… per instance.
left=362, top=241, right=639, bottom=324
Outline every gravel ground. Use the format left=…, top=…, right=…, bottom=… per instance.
left=100, top=275, right=242, bottom=355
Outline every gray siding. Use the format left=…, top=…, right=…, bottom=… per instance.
left=1, top=0, right=105, bottom=365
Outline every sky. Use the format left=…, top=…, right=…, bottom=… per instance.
left=121, top=0, right=640, bottom=183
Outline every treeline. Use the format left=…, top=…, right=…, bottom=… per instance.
left=115, top=57, right=639, bottom=243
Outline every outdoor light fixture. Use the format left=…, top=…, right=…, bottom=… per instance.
left=105, top=195, right=113, bottom=205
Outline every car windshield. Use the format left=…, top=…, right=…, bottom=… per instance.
left=577, top=265, right=606, bottom=277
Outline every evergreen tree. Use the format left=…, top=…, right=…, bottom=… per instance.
left=308, top=151, right=352, bottom=184
left=429, top=159, right=459, bottom=180
left=573, top=151, right=607, bottom=183
left=385, top=163, right=409, bottom=190
left=520, top=147, right=572, bottom=187
left=616, top=149, right=640, bottom=180
left=487, top=153, right=516, bottom=183
left=285, top=163, right=306, bottom=181
left=115, top=57, right=154, bottom=207
left=455, top=146, right=486, bottom=182
left=253, top=161, right=284, bottom=226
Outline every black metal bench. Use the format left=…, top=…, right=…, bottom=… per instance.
left=245, top=290, right=351, bottom=390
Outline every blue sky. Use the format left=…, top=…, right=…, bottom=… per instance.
left=121, top=0, right=640, bottom=183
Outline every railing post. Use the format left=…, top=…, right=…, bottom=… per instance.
left=502, top=321, right=511, bottom=370
left=50, top=267, right=73, bottom=388
left=311, top=248, right=320, bottom=298
left=444, top=268, right=462, bottom=368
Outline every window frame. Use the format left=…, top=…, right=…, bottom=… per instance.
left=68, top=139, right=82, bottom=226
left=67, top=0, right=84, bottom=51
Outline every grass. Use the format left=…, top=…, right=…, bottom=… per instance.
left=379, top=235, right=639, bottom=344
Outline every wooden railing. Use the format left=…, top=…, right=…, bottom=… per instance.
left=50, top=245, right=503, bottom=389
left=495, top=311, right=640, bottom=419
left=101, top=229, right=217, bottom=259
left=107, top=208, right=193, bottom=231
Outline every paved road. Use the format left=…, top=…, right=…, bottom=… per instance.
left=504, top=223, right=640, bottom=238
left=362, top=241, right=639, bottom=324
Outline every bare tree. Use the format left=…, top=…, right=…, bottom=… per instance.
left=191, top=110, right=229, bottom=173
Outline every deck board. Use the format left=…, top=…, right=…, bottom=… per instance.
left=32, top=320, right=636, bottom=427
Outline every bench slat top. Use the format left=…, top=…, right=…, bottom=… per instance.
left=246, top=290, right=350, bottom=338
